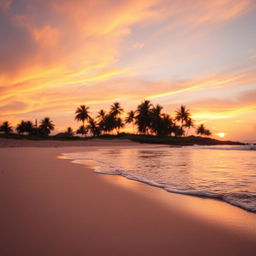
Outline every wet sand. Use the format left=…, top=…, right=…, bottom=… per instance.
left=1, top=139, right=256, bottom=256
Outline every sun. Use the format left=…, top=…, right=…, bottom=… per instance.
left=217, top=132, right=225, bottom=138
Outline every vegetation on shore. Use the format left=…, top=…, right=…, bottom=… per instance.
left=0, top=133, right=243, bottom=146
left=0, top=100, right=241, bottom=145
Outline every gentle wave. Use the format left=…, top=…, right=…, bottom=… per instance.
left=194, top=145, right=256, bottom=151
left=62, top=146, right=256, bottom=213
left=95, top=167, right=256, bottom=213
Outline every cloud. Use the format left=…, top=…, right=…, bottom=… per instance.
left=0, top=0, right=255, bottom=140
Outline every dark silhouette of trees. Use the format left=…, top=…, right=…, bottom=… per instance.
left=66, top=127, right=74, bottom=136
left=150, top=104, right=163, bottom=135
left=0, top=102, right=214, bottom=139
left=39, top=117, right=55, bottom=135
left=196, top=124, right=211, bottom=136
left=97, top=109, right=107, bottom=133
left=125, top=110, right=136, bottom=133
left=16, top=120, right=26, bottom=134
left=175, top=105, right=193, bottom=136
left=87, top=118, right=101, bottom=137
left=175, top=105, right=191, bottom=124
left=135, top=100, right=152, bottom=134
left=16, top=120, right=33, bottom=135
left=110, top=102, right=124, bottom=116
left=157, top=114, right=173, bottom=136
left=114, top=117, right=124, bottom=134
left=172, top=124, right=185, bottom=137
left=76, top=125, right=87, bottom=136
left=75, top=105, right=91, bottom=129
left=184, top=118, right=194, bottom=136
left=0, top=121, right=13, bottom=134
left=108, top=102, right=124, bottom=134
left=103, top=113, right=115, bottom=134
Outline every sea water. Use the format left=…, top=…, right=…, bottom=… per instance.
left=62, top=144, right=256, bottom=213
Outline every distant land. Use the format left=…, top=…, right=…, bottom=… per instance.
left=0, top=133, right=244, bottom=146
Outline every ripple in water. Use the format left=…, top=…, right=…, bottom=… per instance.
left=62, top=145, right=256, bottom=213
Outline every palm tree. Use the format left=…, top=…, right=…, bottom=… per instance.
left=66, top=127, right=74, bottom=136
left=110, top=102, right=124, bottom=116
left=114, top=117, right=124, bottom=134
left=76, top=125, right=87, bottom=136
left=125, top=110, right=136, bottom=134
left=172, top=123, right=185, bottom=137
left=97, top=109, right=106, bottom=133
left=135, top=100, right=152, bottom=134
left=39, top=117, right=55, bottom=135
left=184, top=118, right=194, bottom=136
left=158, top=114, right=173, bottom=136
left=16, top=120, right=27, bottom=134
left=150, top=104, right=163, bottom=135
left=75, top=105, right=91, bottom=129
left=175, top=105, right=191, bottom=125
left=196, top=124, right=211, bottom=136
left=87, top=118, right=101, bottom=137
left=104, top=113, right=115, bottom=134
left=0, top=121, right=13, bottom=134
left=175, top=105, right=192, bottom=136
left=24, top=121, right=33, bottom=135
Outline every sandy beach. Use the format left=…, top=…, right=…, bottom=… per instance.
left=1, top=138, right=256, bottom=256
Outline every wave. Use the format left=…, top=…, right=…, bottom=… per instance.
left=94, top=166, right=256, bottom=213
left=62, top=152, right=256, bottom=213
left=197, top=145, right=256, bottom=151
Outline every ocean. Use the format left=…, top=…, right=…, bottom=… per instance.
left=62, top=144, right=256, bottom=213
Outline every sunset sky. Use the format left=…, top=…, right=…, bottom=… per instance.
left=0, top=0, right=256, bottom=140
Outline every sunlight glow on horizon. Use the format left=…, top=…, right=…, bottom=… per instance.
left=216, top=133, right=226, bottom=138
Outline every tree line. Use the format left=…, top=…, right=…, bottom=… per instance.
left=0, top=100, right=211, bottom=137
left=0, top=118, right=54, bottom=136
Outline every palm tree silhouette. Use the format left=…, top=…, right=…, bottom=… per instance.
left=0, top=121, right=13, bottom=134
left=114, top=117, right=124, bottom=134
left=184, top=118, right=194, bottom=136
left=75, top=105, right=91, bottom=130
left=97, top=109, right=106, bottom=133
left=175, top=105, right=192, bottom=136
left=175, top=105, right=191, bottom=124
left=135, top=100, right=152, bottom=134
left=110, top=102, right=124, bottom=116
left=39, top=117, right=55, bottom=135
left=158, top=114, right=173, bottom=136
left=87, top=118, right=101, bottom=137
left=66, top=127, right=74, bottom=136
left=76, top=125, right=87, bottom=136
left=16, top=120, right=27, bottom=135
left=103, top=113, right=115, bottom=134
left=125, top=110, right=136, bottom=134
left=196, top=124, right=211, bottom=136
left=150, top=104, right=163, bottom=135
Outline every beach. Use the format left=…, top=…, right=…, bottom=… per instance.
left=1, top=138, right=256, bottom=256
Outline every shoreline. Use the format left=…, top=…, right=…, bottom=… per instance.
left=1, top=142, right=256, bottom=255
left=62, top=149, right=256, bottom=215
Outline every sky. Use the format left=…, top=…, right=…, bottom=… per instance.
left=0, top=0, right=256, bottom=140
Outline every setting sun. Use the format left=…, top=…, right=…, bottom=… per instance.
left=217, top=133, right=225, bottom=138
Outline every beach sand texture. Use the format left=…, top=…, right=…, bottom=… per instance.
left=1, top=139, right=256, bottom=256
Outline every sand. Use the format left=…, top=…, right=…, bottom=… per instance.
left=1, top=138, right=256, bottom=256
